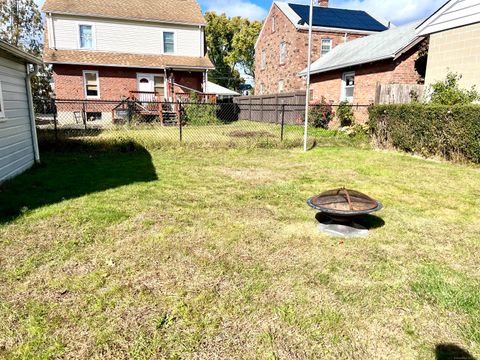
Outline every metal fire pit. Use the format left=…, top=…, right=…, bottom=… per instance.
left=307, top=188, right=383, bottom=223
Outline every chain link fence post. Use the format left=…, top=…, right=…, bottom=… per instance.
left=280, top=103, right=285, bottom=142
left=179, top=102, right=183, bottom=143
left=52, top=97, right=58, bottom=145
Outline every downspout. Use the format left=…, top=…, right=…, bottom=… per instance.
left=26, top=63, right=40, bottom=163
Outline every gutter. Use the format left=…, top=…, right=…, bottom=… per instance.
left=299, top=54, right=395, bottom=77
left=45, top=60, right=214, bottom=71
left=25, top=64, right=40, bottom=164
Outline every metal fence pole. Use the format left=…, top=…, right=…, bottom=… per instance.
left=52, top=98, right=58, bottom=144
left=82, top=102, right=87, bottom=130
left=179, top=103, right=183, bottom=143
left=127, top=100, right=133, bottom=126
left=281, top=104, right=285, bottom=142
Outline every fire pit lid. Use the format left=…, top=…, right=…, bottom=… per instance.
left=307, top=188, right=382, bottom=216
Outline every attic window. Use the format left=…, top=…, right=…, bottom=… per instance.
left=163, top=32, right=175, bottom=54
left=261, top=49, right=266, bottom=70
left=79, top=24, right=94, bottom=49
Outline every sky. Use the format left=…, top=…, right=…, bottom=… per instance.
left=35, top=0, right=445, bottom=26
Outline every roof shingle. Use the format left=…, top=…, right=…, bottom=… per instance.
left=42, top=0, right=206, bottom=25
left=43, top=48, right=214, bottom=70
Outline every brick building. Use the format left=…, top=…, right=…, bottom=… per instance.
left=300, top=22, right=425, bottom=121
left=42, top=0, right=214, bottom=121
left=254, top=1, right=388, bottom=95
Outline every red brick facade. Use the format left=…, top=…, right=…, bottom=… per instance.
left=254, top=3, right=369, bottom=95
left=310, top=47, right=422, bottom=122
left=52, top=64, right=204, bottom=100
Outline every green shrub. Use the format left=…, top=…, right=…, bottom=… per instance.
left=429, top=72, right=480, bottom=105
left=369, top=103, right=480, bottom=163
left=336, top=101, right=355, bottom=127
left=309, top=97, right=334, bottom=129
left=183, top=93, right=219, bottom=125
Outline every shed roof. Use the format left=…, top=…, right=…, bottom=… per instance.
left=0, top=40, right=42, bottom=65
left=275, top=2, right=388, bottom=32
left=300, top=21, right=422, bottom=76
left=205, top=81, right=239, bottom=96
left=42, top=0, right=206, bottom=25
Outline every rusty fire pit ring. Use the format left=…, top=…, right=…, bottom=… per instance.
left=307, top=188, right=383, bottom=222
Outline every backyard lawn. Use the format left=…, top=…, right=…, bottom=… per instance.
left=0, top=141, right=479, bottom=359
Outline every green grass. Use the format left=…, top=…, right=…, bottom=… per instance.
left=0, top=137, right=479, bottom=359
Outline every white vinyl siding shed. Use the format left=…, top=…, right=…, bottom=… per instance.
left=0, top=42, right=42, bottom=183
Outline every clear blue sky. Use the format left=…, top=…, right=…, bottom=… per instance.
left=35, top=0, right=444, bottom=26
left=198, top=0, right=445, bottom=26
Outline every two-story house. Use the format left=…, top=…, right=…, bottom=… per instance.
left=42, top=0, right=214, bottom=109
left=255, top=1, right=389, bottom=95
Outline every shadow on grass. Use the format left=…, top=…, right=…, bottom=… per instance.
left=315, top=213, right=385, bottom=230
left=435, top=344, right=476, bottom=360
left=0, top=140, right=158, bottom=223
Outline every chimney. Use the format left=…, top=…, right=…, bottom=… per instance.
left=318, top=0, right=329, bottom=7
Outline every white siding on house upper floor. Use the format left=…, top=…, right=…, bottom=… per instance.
left=0, top=52, right=34, bottom=182
left=50, top=15, right=202, bottom=57
left=417, top=0, right=480, bottom=35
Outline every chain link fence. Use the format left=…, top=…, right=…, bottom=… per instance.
left=34, top=97, right=371, bottom=150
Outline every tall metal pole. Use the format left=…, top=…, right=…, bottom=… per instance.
left=303, top=0, right=314, bottom=152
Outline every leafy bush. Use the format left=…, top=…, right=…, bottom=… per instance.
left=309, top=97, right=334, bottom=129
left=336, top=101, right=355, bottom=127
left=184, top=102, right=219, bottom=125
left=429, top=72, right=480, bottom=105
left=369, top=103, right=480, bottom=163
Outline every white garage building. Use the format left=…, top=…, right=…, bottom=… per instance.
left=0, top=40, right=42, bottom=182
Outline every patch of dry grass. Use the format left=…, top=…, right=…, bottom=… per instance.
left=0, top=145, right=479, bottom=359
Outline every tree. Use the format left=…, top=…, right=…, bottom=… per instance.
left=0, top=0, right=52, bottom=98
left=0, top=0, right=42, bottom=54
left=205, top=12, right=261, bottom=90
left=429, top=72, right=479, bottom=105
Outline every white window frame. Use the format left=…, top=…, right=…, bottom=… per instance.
left=272, top=16, right=276, bottom=33
left=341, top=71, right=355, bottom=103
left=0, top=82, right=5, bottom=119
left=83, top=70, right=100, bottom=99
left=321, top=38, right=332, bottom=56
left=260, top=83, right=265, bottom=95
left=261, top=49, right=266, bottom=70
left=162, top=30, right=177, bottom=54
left=279, top=41, right=286, bottom=65
left=77, top=22, right=96, bottom=50
left=278, top=80, right=284, bottom=93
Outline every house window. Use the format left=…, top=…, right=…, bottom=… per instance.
left=321, top=38, right=332, bottom=56
left=278, top=80, right=284, bottom=93
left=342, top=71, right=355, bottom=103
left=261, top=49, right=266, bottom=70
left=272, top=16, right=276, bottom=32
left=83, top=70, right=100, bottom=98
left=163, top=32, right=175, bottom=54
left=0, top=82, right=5, bottom=118
left=279, top=42, right=286, bottom=65
left=79, top=24, right=94, bottom=49
left=260, top=83, right=265, bottom=95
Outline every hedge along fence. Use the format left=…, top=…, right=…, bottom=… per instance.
left=369, top=104, right=480, bottom=163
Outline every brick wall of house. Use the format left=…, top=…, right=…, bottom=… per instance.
left=53, top=64, right=204, bottom=100
left=254, top=3, right=368, bottom=95
left=310, top=46, right=421, bottom=122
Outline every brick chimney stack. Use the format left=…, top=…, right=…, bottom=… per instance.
left=318, top=0, right=329, bottom=7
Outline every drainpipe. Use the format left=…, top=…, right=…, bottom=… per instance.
left=344, top=32, right=348, bottom=43
left=26, top=63, right=40, bottom=163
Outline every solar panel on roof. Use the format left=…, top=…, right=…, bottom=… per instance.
left=288, top=3, right=388, bottom=32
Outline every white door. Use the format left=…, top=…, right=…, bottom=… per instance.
left=137, top=74, right=155, bottom=102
